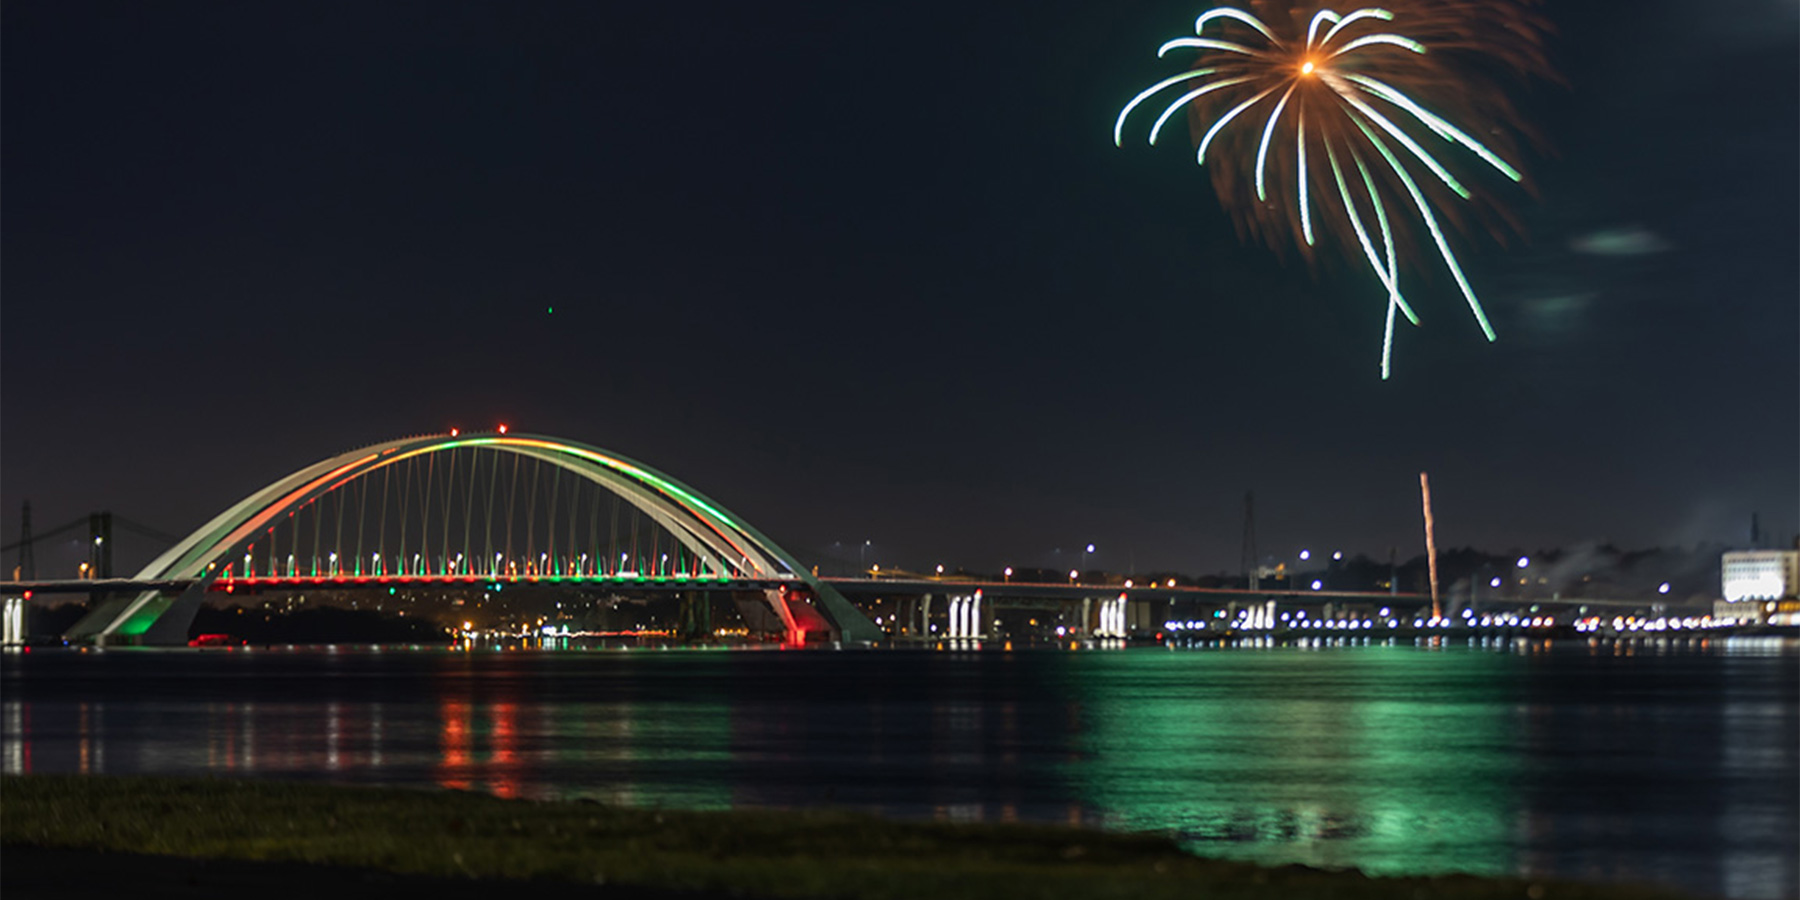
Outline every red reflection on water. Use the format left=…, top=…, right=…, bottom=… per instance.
left=77, top=703, right=92, bottom=774
left=489, top=701, right=518, bottom=799
left=438, top=697, right=471, bottom=791
left=207, top=703, right=238, bottom=771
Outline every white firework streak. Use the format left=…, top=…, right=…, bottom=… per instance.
left=1318, top=8, right=1394, bottom=48
left=1113, top=4, right=1525, bottom=370
left=1351, top=112, right=1499, bottom=341
left=1254, top=83, right=1297, bottom=200
left=1325, top=137, right=1412, bottom=378
left=1350, top=143, right=1414, bottom=378
left=1149, top=76, right=1258, bottom=146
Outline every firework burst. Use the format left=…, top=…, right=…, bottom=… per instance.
left=1115, top=2, right=1549, bottom=378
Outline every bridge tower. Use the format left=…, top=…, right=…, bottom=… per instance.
left=88, top=511, right=113, bottom=578
left=1240, top=491, right=1258, bottom=591
left=14, top=501, right=34, bottom=582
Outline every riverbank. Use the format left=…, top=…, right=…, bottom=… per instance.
left=1, top=776, right=1685, bottom=899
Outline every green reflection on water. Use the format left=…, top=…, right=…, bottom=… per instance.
left=1067, top=645, right=1524, bottom=877
left=563, top=694, right=734, bottom=810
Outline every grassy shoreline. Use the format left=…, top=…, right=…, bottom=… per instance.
left=1, top=775, right=1682, bottom=899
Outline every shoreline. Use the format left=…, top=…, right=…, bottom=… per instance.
left=2, top=775, right=1688, bottom=899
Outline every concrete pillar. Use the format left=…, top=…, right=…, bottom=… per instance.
left=2, top=596, right=26, bottom=646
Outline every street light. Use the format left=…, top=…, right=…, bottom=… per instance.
left=1082, top=544, right=1095, bottom=574
left=1069, top=568, right=1079, bottom=584
left=1004, top=566, right=1013, bottom=582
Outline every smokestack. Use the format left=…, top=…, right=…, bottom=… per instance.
left=1420, top=473, right=1440, bottom=620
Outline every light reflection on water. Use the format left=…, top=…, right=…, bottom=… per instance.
left=2, top=639, right=1795, bottom=899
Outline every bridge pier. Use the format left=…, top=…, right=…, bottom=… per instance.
left=2, top=594, right=27, bottom=645
left=678, top=591, right=713, bottom=640
left=945, top=592, right=985, bottom=639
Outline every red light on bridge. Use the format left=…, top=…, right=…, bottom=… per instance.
left=498, top=424, right=508, bottom=434
left=450, top=428, right=460, bottom=437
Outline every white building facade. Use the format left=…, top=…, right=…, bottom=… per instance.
left=1716, top=550, right=1800, bottom=625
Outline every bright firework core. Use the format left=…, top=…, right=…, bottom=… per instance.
left=1301, top=60, right=1316, bottom=75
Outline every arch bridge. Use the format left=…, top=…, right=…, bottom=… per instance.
left=61, top=433, right=881, bottom=645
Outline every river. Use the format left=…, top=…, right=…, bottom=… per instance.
left=4, top=638, right=1795, bottom=898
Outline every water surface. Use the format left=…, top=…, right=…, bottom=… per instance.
left=4, top=639, right=1795, bottom=898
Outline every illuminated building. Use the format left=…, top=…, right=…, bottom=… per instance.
left=1715, top=549, right=1800, bottom=625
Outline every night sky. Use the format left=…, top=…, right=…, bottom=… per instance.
left=4, top=1, right=1796, bottom=578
